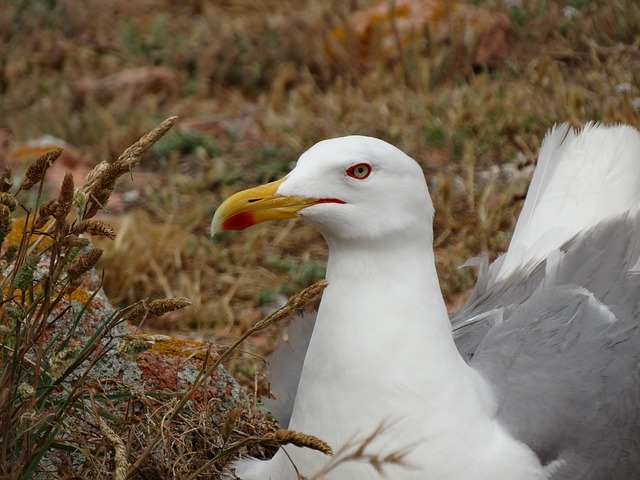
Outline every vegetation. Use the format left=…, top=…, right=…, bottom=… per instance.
left=0, top=121, right=332, bottom=478
left=1, top=0, right=639, bottom=477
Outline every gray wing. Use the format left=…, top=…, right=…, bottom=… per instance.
left=457, top=213, right=640, bottom=479
left=452, top=257, right=546, bottom=361
left=262, top=312, right=316, bottom=428
left=452, top=208, right=640, bottom=358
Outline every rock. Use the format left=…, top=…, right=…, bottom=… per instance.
left=8, top=135, right=92, bottom=192
left=1, top=217, right=261, bottom=478
left=327, top=0, right=512, bottom=69
left=180, top=104, right=263, bottom=144
left=6, top=137, right=165, bottom=213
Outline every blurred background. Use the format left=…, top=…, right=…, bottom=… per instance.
left=2, top=0, right=639, bottom=383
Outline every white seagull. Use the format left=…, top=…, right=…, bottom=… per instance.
left=212, top=123, right=640, bottom=480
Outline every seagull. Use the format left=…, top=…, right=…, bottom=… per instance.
left=212, top=124, right=640, bottom=480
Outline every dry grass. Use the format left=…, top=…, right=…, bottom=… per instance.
left=0, top=120, right=207, bottom=479
left=0, top=122, right=328, bottom=478
left=1, top=0, right=640, bottom=476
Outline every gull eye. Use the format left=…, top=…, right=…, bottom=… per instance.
left=347, top=163, right=372, bottom=180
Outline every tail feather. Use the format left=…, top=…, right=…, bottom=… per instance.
left=495, top=123, right=640, bottom=281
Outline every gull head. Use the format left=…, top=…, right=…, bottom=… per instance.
left=211, top=135, right=433, bottom=242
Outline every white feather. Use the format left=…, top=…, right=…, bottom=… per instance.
left=496, top=123, right=640, bottom=280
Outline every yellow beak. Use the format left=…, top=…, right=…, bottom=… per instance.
left=211, top=177, right=321, bottom=236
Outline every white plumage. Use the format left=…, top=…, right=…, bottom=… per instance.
left=497, top=123, right=640, bottom=280
left=213, top=124, right=640, bottom=480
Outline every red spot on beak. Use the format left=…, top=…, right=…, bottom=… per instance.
left=223, top=212, right=255, bottom=231
left=314, top=198, right=346, bottom=205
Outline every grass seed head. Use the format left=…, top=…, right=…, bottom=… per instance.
left=67, top=247, right=103, bottom=281
left=35, top=198, right=58, bottom=230
left=117, top=336, right=155, bottom=361
left=81, top=159, right=135, bottom=219
left=267, top=429, right=333, bottom=456
left=147, top=297, right=192, bottom=318
left=0, top=204, right=11, bottom=245
left=33, top=214, right=51, bottom=231
left=20, top=147, right=63, bottom=191
left=39, top=198, right=57, bottom=217
left=0, top=166, right=12, bottom=193
left=54, top=171, right=75, bottom=221
left=14, top=254, right=39, bottom=291
left=0, top=192, right=17, bottom=212
left=62, top=234, right=91, bottom=248
left=49, top=344, right=81, bottom=381
left=122, top=301, right=148, bottom=324
left=82, top=161, right=109, bottom=194
left=72, top=219, right=116, bottom=239
left=81, top=117, right=177, bottom=219
left=121, top=298, right=192, bottom=325
left=16, top=382, right=35, bottom=401
left=82, top=164, right=122, bottom=219
left=115, top=116, right=177, bottom=167
left=256, top=279, right=328, bottom=329
left=289, top=279, right=328, bottom=310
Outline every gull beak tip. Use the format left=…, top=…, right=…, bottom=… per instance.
left=210, top=210, right=224, bottom=238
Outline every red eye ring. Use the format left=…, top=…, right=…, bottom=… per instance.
left=347, top=163, right=372, bottom=180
